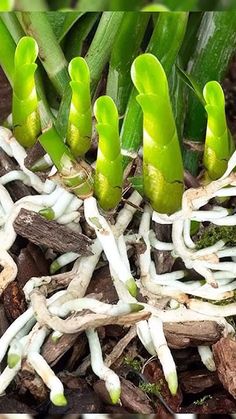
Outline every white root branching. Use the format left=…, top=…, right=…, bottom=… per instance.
left=2, top=127, right=236, bottom=404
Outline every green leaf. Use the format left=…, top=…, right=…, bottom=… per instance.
left=176, top=65, right=205, bottom=106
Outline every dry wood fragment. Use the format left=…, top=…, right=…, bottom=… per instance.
left=48, top=388, right=102, bottom=415
left=182, top=392, right=236, bottom=414
left=42, top=332, right=80, bottom=366
left=0, top=396, right=36, bottom=414
left=179, top=370, right=220, bottom=394
left=3, top=280, right=26, bottom=321
left=42, top=319, right=222, bottom=368
left=24, top=141, right=46, bottom=169
left=18, top=360, right=48, bottom=402
left=164, top=321, right=224, bottom=349
left=17, top=242, right=49, bottom=289
left=105, top=326, right=137, bottom=367
left=0, top=304, right=9, bottom=337
left=13, top=208, right=92, bottom=254
left=212, top=337, right=236, bottom=399
left=0, top=67, right=11, bottom=123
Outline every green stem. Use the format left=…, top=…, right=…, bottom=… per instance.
left=64, top=12, right=99, bottom=62
left=106, top=12, right=150, bottom=115
left=85, top=11, right=125, bottom=95
left=17, top=11, right=69, bottom=96
left=0, top=17, right=16, bottom=82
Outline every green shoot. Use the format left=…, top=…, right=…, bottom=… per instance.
left=94, top=96, right=123, bottom=211
left=0, top=0, right=14, bottom=10
left=67, top=57, right=92, bottom=157
left=203, top=80, right=235, bottom=180
left=39, top=127, right=94, bottom=199
left=131, top=53, right=184, bottom=214
left=142, top=4, right=169, bottom=10
left=12, top=36, right=41, bottom=147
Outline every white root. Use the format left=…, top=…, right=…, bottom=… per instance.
left=136, top=320, right=156, bottom=356
left=149, top=229, right=174, bottom=251
left=0, top=249, right=18, bottom=295
left=188, top=299, right=236, bottom=317
left=50, top=298, right=143, bottom=318
left=26, top=325, right=67, bottom=407
left=198, top=345, right=216, bottom=372
left=0, top=170, right=31, bottom=187
left=0, top=184, right=14, bottom=214
left=0, top=127, right=44, bottom=193
left=0, top=291, right=65, bottom=365
left=183, top=219, right=195, bottom=249
left=148, top=316, right=178, bottom=395
left=138, top=205, right=152, bottom=281
left=84, top=196, right=137, bottom=297
left=86, top=328, right=121, bottom=404
left=50, top=252, right=79, bottom=274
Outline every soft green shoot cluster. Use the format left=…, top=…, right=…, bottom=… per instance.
left=13, top=36, right=41, bottom=147
left=203, top=80, right=235, bottom=180
left=94, top=95, right=123, bottom=211
left=67, top=57, right=92, bottom=158
left=131, top=53, right=184, bottom=214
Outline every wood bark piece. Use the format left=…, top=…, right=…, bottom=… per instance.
left=48, top=388, right=103, bottom=415
left=179, top=370, right=220, bottom=394
left=212, top=337, right=236, bottom=399
left=13, top=208, right=92, bottom=254
left=0, top=67, right=11, bottom=123
left=164, top=321, right=224, bottom=349
left=24, top=141, right=46, bottom=169
left=105, top=326, right=137, bottom=367
left=42, top=320, right=222, bottom=368
left=0, top=150, right=33, bottom=200
left=17, top=242, right=49, bottom=289
left=42, top=332, right=80, bottom=366
left=3, top=280, right=26, bottom=321
left=0, top=396, right=36, bottom=414
left=18, top=360, right=48, bottom=402
left=182, top=392, right=236, bottom=414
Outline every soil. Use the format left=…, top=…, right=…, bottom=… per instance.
left=0, top=56, right=236, bottom=416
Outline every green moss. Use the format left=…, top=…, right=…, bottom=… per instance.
left=123, top=356, right=142, bottom=372
left=193, top=394, right=212, bottom=405
left=195, top=225, right=236, bottom=250
left=139, top=380, right=163, bottom=396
